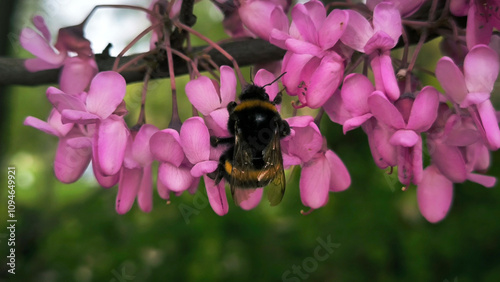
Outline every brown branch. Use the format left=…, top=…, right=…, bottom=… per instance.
left=0, top=0, right=461, bottom=87
left=0, top=39, right=285, bottom=86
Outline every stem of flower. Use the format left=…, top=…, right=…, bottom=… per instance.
left=314, top=108, right=324, bottom=128
left=82, top=4, right=162, bottom=28
left=136, top=67, right=153, bottom=126
left=174, top=21, right=247, bottom=87
left=113, top=23, right=162, bottom=71
left=116, top=50, right=156, bottom=73
left=164, top=29, right=182, bottom=131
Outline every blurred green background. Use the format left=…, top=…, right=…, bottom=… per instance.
left=1, top=1, right=500, bottom=281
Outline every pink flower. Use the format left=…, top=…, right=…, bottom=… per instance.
left=46, top=71, right=129, bottom=177
left=450, top=0, right=500, bottom=49
left=153, top=117, right=226, bottom=215
left=282, top=116, right=351, bottom=209
left=337, top=73, right=375, bottom=133
left=150, top=127, right=199, bottom=197
left=116, top=124, right=159, bottom=214
left=341, top=2, right=402, bottom=101
left=180, top=117, right=227, bottom=215
left=269, top=0, right=348, bottom=108
left=368, top=87, right=440, bottom=185
left=148, top=0, right=183, bottom=49
left=362, top=118, right=398, bottom=169
left=185, top=66, right=236, bottom=136
left=20, top=15, right=93, bottom=72
left=417, top=165, right=454, bottom=223
left=436, top=44, right=500, bottom=150
left=24, top=110, right=91, bottom=183
left=239, top=0, right=289, bottom=40
left=213, top=0, right=290, bottom=39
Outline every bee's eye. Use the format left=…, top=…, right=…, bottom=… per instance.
left=264, top=93, right=269, bottom=100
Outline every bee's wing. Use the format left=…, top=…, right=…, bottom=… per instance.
left=262, top=121, right=286, bottom=206
left=230, top=121, right=260, bottom=206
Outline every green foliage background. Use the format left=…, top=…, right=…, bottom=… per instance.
left=1, top=1, right=500, bottom=281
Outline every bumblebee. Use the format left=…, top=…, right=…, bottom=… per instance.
left=210, top=80, right=290, bottom=206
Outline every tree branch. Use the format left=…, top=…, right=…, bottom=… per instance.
left=0, top=39, right=285, bottom=86
left=0, top=0, right=459, bottom=87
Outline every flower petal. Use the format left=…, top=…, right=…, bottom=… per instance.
left=306, top=54, right=344, bottom=108
left=185, top=76, right=221, bottom=115
left=466, top=4, right=493, bottom=49
left=236, top=188, right=263, bottom=210
left=341, top=9, right=373, bottom=52
left=158, top=162, right=194, bottom=192
left=208, top=108, right=230, bottom=135
left=428, top=139, right=467, bottom=183
left=372, top=2, right=402, bottom=44
left=281, top=52, right=314, bottom=96
left=291, top=3, right=319, bottom=44
left=364, top=31, right=396, bottom=54
left=191, top=161, right=218, bottom=177
left=325, top=150, right=351, bottom=192
left=254, top=69, right=280, bottom=102
left=464, top=45, right=499, bottom=94
left=368, top=91, right=405, bottom=129
left=239, top=1, right=278, bottom=40
left=343, top=113, right=373, bottom=134
left=92, top=160, right=119, bottom=188
left=370, top=53, right=400, bottom=101
left=137, top=165, right=153, bottom=213
left=407, top=86, right=439, bottom=132
left=390, top=129, right=419, bottom=147
left=150, top=129, right=184, bottom=166
left=417, top=165, right=453, bottom=223
left=116, top=167, right=142, bottom=214
left=341, top=73, right=374, bottom=115
left=54, top=136, right=91, bottom=183
left=132, top=124, right=158, bottom=166
left=24, top=58, right=61, bottom=72
left=300, top=155, right=330, bottom=208
left=59, top=57, right=98, bottom=95
left=285, top=38, right=323, bottom=56
left=363, top=119, right=397, bottom=168
left=86, top=71, right=126, bottom=119
left=180, top=117, right=211, bottom=164
left=33, top=15, right=51, bottom=41
left=324, top=90, right=352, bottom=125
left=46, top=86, right=86, bottom=112
left=24, top=116, right=60, bottom=136
left=20, top=27, right=66, bottom=65
left=93, top=116, right=129, bottom=176
left=219, top=65, right=237, bottom=106
left=61, top=109, right=100, bottom=124
left=467, top=173, right=497, bottom=187
left=318, top=9, right=348, bottom=50
left=477, top=99, right=500, bottom=150
left=435, top=56, right=468, bottom=104
left=204, top=175, right=229, bottom=216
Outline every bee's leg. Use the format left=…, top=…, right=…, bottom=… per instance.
left=207, top=164, right=225, bottom=185
left=210, top=136, right=235, bottom=147
left=279, top=120, right=290, bottom=137
left=227, top=101, right=237, bottom=114
left=272, top=90, right=283, bottom=105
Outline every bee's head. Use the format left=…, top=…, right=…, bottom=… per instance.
left=239, top=84, right=270, bottom=101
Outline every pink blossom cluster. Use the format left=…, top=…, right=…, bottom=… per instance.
left=21, top=0, right=500, bottom=222
left=215, top=0, right=500, bottom=222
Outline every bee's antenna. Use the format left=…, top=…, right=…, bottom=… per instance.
left=262, top=72, right=287, bottom=88
left=249, top=67, right=254, bottom=84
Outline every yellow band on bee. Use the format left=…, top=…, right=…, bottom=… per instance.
left=225, top=160, right=276, bottom=182
left=234, top=100, right=278, bottom=113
